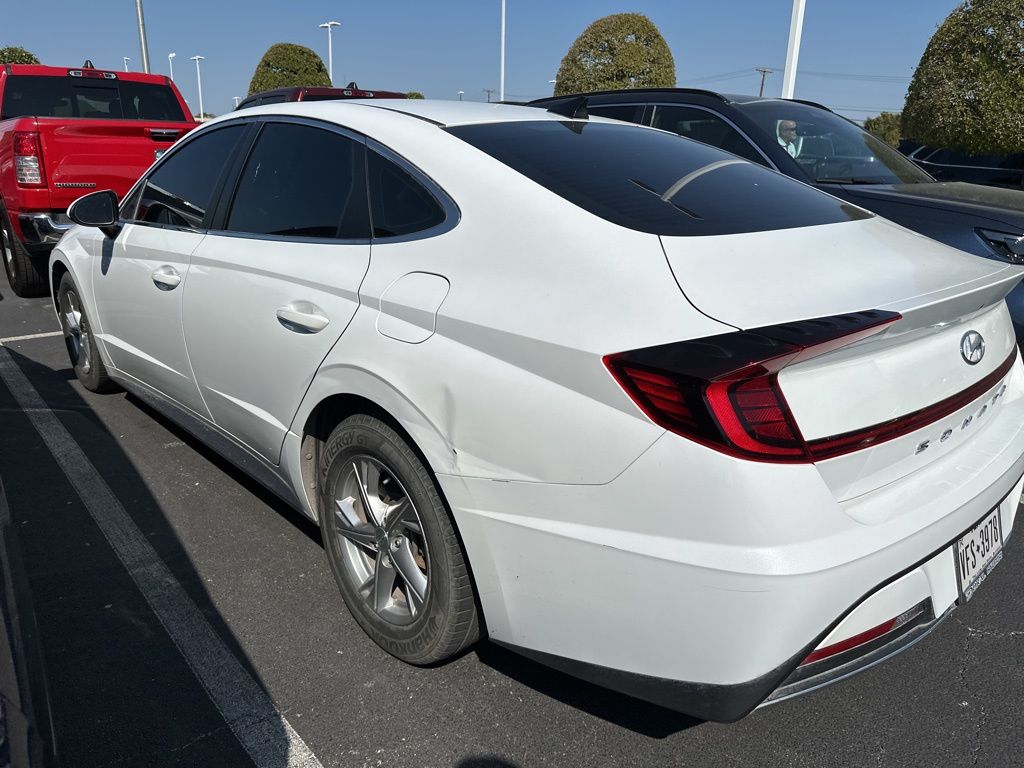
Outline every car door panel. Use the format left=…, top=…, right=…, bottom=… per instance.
left=182, top=237, right=368, bottom=463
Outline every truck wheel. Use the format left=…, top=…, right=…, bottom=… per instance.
left=1, top=207, right=49, bottom=298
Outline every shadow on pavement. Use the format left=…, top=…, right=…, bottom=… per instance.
left=474, top=642, right=702, bottom=738
left=0, top=347, right=301, bottom=767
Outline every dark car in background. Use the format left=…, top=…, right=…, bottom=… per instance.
left=901, top=142, right=1024, bottom=190
left=236, top=82, right=407, bottom=110
left=530, top=88, right=1024, bottom=340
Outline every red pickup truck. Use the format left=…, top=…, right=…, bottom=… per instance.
left=0, top=63, right=196, bottom=296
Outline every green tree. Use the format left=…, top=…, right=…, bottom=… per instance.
left=903, top=0, right=1024, bottom=153
left=248, top=43, right=330, bottom=95
left=863, top=112, right=902, bottom=147
left=0, top=46, right=40, bottom=65
left=554, top=13, right=675, bottom=96
left=406, top=91, right=425, bottom=99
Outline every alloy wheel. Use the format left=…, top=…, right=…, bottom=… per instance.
left=60, top=288, right=92, bottom=375
left=331, top=455, right=430, bottom=626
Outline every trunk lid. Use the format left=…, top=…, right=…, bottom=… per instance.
left=661, top=216, right=1024, bottom=501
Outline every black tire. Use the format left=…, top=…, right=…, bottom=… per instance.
left=1, top=206, right=48, bottom=298
left=319, top=414, right=480, bottom=665
left=56, top=272, right=118, bottom=393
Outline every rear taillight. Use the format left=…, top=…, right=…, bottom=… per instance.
left=13, top=131, right=45, bottom=187
left=604, top=310, right=901, bottom=463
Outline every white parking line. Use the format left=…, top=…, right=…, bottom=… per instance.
left=0, top=343, right=323, bottom=768
left=0, top=331, right=63, bottom=343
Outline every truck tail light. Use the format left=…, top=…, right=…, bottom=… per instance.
left=603, top=311, right=901, bottom=463
left=14, top=131, right=45, bottom=187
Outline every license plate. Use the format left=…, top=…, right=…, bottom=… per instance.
left=953, top=508, right=1004, bottom=603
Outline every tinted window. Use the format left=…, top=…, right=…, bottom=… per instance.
left=921, top=148, right=1022, bottom=170
left=367, top=150, right=445, bottom=237
left=651, top=106, right=768, bottom=167
left=1, top=75, right=187, bottom=121
left=225, top=123, right=369, bottom=239
left=259, top=94, right=288, bottom=105
left=587, top=104, right=645, bottom=124
left=737, top=101, right=931, bottom=184
left=135, top=125, right=245, bottom=229
left=448, top=121, right=868, bottom=237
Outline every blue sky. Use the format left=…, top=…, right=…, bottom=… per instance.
left=5, top=1, right=960, bottom=120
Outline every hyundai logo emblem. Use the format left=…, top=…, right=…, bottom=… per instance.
left=960, top=331, right=985, bottom=365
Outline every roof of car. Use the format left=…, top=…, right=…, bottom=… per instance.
left=2, top=63, right=172, bottom=85
left=235, top=98, right=608, bottom=128
left=529, top=88, right=832, bottom=113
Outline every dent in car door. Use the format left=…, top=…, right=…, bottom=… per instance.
left=182, top=120, right=371, bottom=464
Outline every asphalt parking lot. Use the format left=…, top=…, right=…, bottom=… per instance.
left=0, top=285, right=1021, bottom=768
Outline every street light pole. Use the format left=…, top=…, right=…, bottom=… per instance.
left=233, top=96, right=241, bottom=108
left=781, top=0, right=806, bottom=99
left=457, top=91, right=464, bottom=101
left=168, top=52, right=176, bottom=81
left=135, top=0, right=151, bottom=73
left=190, top=55, right=205, bottom=120
left=319, top=21, right=341, bottom=86
left=499, top=0, right=506, bottom=102
left=123, top=57, right=130, bottom=72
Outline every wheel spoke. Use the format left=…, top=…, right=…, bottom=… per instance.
left=351, top=458, right=384, bottom=526
left=383, top=497, right=419, bottom=534
left=370, top=555, right=395, bottom=612
left=334, top=498, right=378, bottom=551
left=391, top=540, right=427, bottom=616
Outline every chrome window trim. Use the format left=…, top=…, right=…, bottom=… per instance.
left=649, top=103, right=777, bottom=170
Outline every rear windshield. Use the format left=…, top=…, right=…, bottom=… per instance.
left=1, top=75, right=188, bottom=121
left=447, top=121, right=869, bottom=236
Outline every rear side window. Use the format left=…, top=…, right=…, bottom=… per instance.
left=134, top=125, right=246, bottom=229
left=367, top=150, right=446, bottom=238
left=651, top=106, right=769, bottom=167
left=1, top=75, right=187, bottom=121
left=225, top=123, right=370, bottom=239
left=447, top=121, right=868, bottom=237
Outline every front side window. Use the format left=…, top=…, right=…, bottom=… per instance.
left=448, top=120, right=869, bottom=237
left=651, top=106, right=769, bottom=167
left=134, top=124, right=246, bottom=229
left=225, top=122, right=369, bottom=239
left=367, top=150, right=446, bottom=238
left=737, top=101, right=932, bottom=184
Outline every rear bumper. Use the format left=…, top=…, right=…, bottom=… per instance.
left=440, top=360, right=1024, bottom=721
left=17, top=212, right=72, bottom=247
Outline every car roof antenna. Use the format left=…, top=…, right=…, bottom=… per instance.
left=546, top=96, right=589, bottom=120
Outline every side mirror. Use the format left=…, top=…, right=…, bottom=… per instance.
left=68, top=190, right=121, bottom=239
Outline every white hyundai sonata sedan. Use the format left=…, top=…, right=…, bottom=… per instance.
left=50, top=100, right=1024, bottom=721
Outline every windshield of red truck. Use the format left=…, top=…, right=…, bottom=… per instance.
left=1, top=76, right=188, bottom=121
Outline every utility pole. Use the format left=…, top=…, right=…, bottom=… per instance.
left=499, top=0, right=506, bottom=102
left=190, top=55, right=205, bottom=120
left=483, top=88, right=495, bottom=102
left=755, top=67, right=774, bottom=97
left=781, top=0, right=806, bottom=99
left=319, top=21, right=341, bottom=86
left=135, top=0, right=151, bottom=73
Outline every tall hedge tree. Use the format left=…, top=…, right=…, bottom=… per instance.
left=0, top=46, right=40, bottom=64
left=248, top=43, right=330, bottom=95
left=902, top=0, right=1024, bottom=153
left=863, top=112, right=902, bottom=147
left=554, top=14, right=675, bottom=96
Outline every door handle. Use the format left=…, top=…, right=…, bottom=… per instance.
left=151, top=265, right=181, bottom=290
left=276, top=302, right=330, bottom=334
